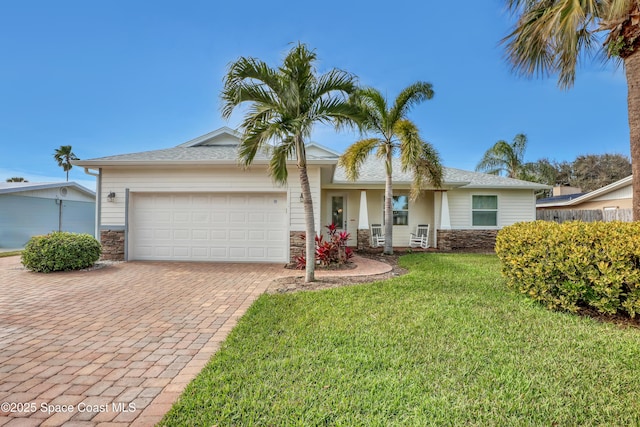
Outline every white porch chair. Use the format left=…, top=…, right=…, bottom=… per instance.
left=370, top=224, right=385, bottom=248
left=409, top=224, right=430, bottom=249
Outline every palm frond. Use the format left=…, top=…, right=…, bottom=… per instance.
left=502, top=0, right=605, bottom=88
left=338, top=138, right=380, bottom=181
left=389, top=81, right=434, bottom=124
left=411, top=142, right=443, bottom=199
left=476, top=140, right=512, bottom=175
left=269, top=141, right=294, bottom=186
left=221, top=57, right=280, bottom=119
left=355, top=87, right=388, bottom=134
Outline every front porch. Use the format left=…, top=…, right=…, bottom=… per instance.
left=318, top=189, right=497, bottom=255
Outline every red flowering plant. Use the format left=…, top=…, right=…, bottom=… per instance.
left=295, top=223, right=353, bottom=269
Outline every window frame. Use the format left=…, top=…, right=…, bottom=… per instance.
left=471, top=194, right=498, bottom=227
left=382, top=194, right=410, bottom=226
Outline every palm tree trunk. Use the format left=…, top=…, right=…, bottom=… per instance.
left=625, top=49, right=640, bottom=221
left=384, top=148, right=394, bottom=255
left=299, top=165, right=316, bottom=282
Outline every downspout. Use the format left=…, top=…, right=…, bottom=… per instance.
left=83, top=167, right=101, bottom=240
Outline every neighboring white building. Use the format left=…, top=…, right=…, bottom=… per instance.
left=73, top=127, right=549, bottom=262
left=0, top=182, right=95, bottom=249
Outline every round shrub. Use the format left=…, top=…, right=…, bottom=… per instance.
left=496, top=221, right=640, bottom=317
left=22, top=232, right=102, bottom=273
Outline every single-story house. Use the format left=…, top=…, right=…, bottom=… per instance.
left=0, top=182, right=96, bottom=249
left=537, top=176, right=632, bottom=211
left=536, top=175, right=632, bottom=222
left=73, top=127, right=549, bottom=262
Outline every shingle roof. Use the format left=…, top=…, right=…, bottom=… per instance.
left=333, top=157, right=550, bottom=190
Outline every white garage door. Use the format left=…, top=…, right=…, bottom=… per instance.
left=130, top=192, right=288, bottom=262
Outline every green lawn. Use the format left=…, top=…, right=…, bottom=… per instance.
left=160, top=253, right=640, bottom=426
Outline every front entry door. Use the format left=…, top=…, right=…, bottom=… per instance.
left=330, top=195, right=347, bottom=230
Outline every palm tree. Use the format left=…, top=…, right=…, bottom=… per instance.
left=475, top=133, right=528, bottom=178
left=53, top=145, right=78, bottom=181
left=221, top=43, right=360, bottom=282
left=6, top=177, right=27, bottom=182
left=503, top=0, right=640, bottom=220
left=338, top=83, right=443, bottom=255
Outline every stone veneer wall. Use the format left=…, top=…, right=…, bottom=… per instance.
left=100, top=230, right=125, bottom=261
left=437, top=229, right=499, bottom=252
left=289, top=231, right=306, bottom=264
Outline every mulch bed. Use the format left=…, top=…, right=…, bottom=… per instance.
left=267, top=252, right=407, bottom=294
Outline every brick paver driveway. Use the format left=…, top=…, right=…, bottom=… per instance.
left=0, top=257, right=285, bottom=426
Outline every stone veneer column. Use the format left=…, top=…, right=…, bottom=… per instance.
left=100, top=230, right=125, bottom=261
left=289, top=231, right=306, bottom=264
left=357, top=229, right=370, bottom=251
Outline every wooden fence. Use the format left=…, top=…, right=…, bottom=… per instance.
left=536, top=209, right=633, bottom=223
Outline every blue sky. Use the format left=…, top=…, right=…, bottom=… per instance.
left=0, top=1, right=629, bottom=191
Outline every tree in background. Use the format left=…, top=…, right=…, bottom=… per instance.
left=339, top=82, right=443, bottom=255
left=6, top=177, right=28, bottom=182
left=519, top=157, right=558, bottom=186
left=221, top=43, right=360, bottom=282
left=571, top=153, right=632, bottom=192
left=525, top=153, right=631, bottom=193
left=53, top=145, right=78, bottom=182
left=503, top=0, right=640, bottom=219
left=476, top=133, right=530, bottom=179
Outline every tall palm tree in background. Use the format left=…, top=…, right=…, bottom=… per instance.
left=221, top=43, right=360, bottom=282
left=339, top=83, right=443, bottom=255
left=503, top=0, right=640, bottom=219
left=475, top=133, right=529, bottom=178
left=53, top=145, right=78, bottom=181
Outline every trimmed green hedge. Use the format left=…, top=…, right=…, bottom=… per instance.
left=22, top=232, right=102, bottom=273
left=495, top=221, right=640, bottom=317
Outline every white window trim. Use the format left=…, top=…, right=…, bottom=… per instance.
left=471, top=194, right=499, bottom=228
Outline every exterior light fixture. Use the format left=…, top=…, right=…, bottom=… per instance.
left=107, top=191, right=116, bottom=202
left=299, top=193, right=304, bottom=203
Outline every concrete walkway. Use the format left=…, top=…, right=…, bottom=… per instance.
left=0, top=255, right=390, bottom=426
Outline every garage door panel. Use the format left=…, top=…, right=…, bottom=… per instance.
left=267, top=230, right=284, bottom=241
left=173, top=229, right=190, bottom=240
left=131, top=192, right=287, bottom=262
left=210, top=247, right=227, bottom=258
left=173, top=212, right=190, bottom=223
left=192, top=229, right=209, bottom=240
left=248, top=212, right=265, bottom=223
left=173, top=247, right=190, bottom=257
left=248, top=247, right=265, bottom=258
left=249, top=230, right=265, bottom=240
left=229, top=247, right=246, bottom=258
left=154, top=229, right=171, bottom=239
left=229, top=230, right=247, bottom=240
left=211, top=212, right=228, bottom=223
left=192, top=247, right=208, bottom=258
left=210, top=229, right=226, bottom=239
left=153, top=211, right=172, bottom=222
left=230, top=212, right=247, bottom=224
left=155, top=246, right=172, bottom=257
left=193, top=212, right=209, bottom=223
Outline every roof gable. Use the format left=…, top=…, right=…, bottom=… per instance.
left=74, top=127, right=340, bottom=166
left=177, top=127, right=241, bottom=147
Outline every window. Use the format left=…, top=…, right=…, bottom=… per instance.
left=472, top=195, right=497, bottom=226
left=392, top=195, right=409, bottom=226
